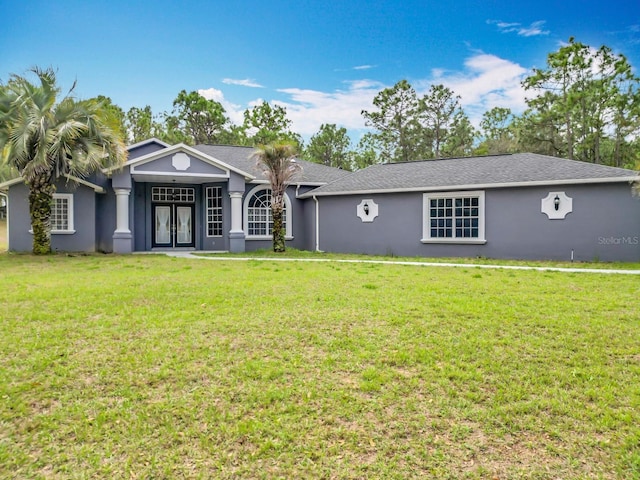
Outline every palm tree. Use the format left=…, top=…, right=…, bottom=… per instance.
left=252, top=142, right=301, bottom=252
left=0, top=68, right=127, bottom=254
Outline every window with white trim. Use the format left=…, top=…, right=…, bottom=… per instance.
left=422, top=191, right=485, bottom=243
left=206, top=186, right=223, bottom=237
left=243, top=186, right=292, bottom=239
left=51, top=194, right=74, bottom=233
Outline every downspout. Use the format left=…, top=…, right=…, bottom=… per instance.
left=297, top=184, right=321, bottom=253
left=313, top=195, right=321, bottom=252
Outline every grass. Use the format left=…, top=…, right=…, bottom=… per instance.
left=196, top=248, right=640, bottom=271
left=1, top=253, right=639, bottom=479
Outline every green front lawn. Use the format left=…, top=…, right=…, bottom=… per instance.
left=1, top=254, right=639, bottom=479
left=195, top=249, right=640, bottom=270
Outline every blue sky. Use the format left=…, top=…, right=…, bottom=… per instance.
left=1, top=0, right=639, bottom=141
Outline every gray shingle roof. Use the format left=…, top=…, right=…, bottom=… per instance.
left=194, top=144, right=350, bottom=184
left=299, top=153, right=639, bottom=197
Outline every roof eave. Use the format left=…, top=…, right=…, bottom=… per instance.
left=299, top=176, right=640, bottom=198
left=103, top=143, right=256, bottom=180
left=0, top=175, right=105, bottom=193
left=126, top=137, right=171, bottom=150
left=0, top=177, right=24, bottom=191
left=65, top=175, right=106, bottom=193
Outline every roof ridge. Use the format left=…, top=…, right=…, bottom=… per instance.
left=195, top=143, right=254, bottom=149
left=387, top=153, right=514, bottom=165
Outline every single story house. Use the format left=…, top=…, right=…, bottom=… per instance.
left=1, top=138, right=639, bottom=261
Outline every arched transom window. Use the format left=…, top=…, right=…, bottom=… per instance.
left=244, top=186, right=292, bottom=239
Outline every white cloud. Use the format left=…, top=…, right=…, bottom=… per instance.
left=518, top=20, right=550, bottom=37
left=222, top=78, right=264, bottom=88
left=197, top=87, right=245, bottom=125
left=353, top=65, right=375, bottom=70
left=273, top=80, right=385, bottom=137
left=496, top=21, right=520, bottom=29
left=417, top=53, right=529, bottom=126
left=488, top=19, right=550, bottom=37
left=272, top=54, right=529, bottom=137
left=196, top=53, right=530, bottom=140
left=198, top=87, right=225, bottom=102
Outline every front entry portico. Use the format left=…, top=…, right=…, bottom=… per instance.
left=108, top=143, right=255, bottom=253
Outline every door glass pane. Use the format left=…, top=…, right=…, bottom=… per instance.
left=155, top=206, right=171, bottom=244
left=177, top=207, right=192, bottom=244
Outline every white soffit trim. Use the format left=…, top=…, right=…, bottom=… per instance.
left=0, top=175, right=105, bottom=193
left=300, top=176, right=640, bottom=198
left=131, top=171, right=229, bottom=179
left=64, top=175, right=106, bottom=193
left=105, top=143, right=256, bottom=180
left=248, top=180, right=327, bottom=187
left=0, top=177, right=24, bottom=190
left=126, top=137, right=171, bottom=150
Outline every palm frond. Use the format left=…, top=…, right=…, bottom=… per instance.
left=252, top=142, right=302, bottom=197
left=0, top=67, right=128, bottom=182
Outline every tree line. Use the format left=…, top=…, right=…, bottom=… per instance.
left=2, top=38, right=638, bottom=185
left=115, top=39, right=639, bottom=171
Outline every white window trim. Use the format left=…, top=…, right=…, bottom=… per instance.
left=29, top=193, right=76, bottom=235
left=205, top=186, right=223, bottom=238
left=243, top=185, right=293, bottom=240
left=421, top=190, right=486, bottom=244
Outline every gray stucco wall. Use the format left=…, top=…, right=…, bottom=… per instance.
left=133, top=182, right=148, bottom=252
left=112, top=167, right=132, bottom=189
left=483, top=184, right=639, bottom=261
left=301, top=199, right=317, bottom=251
left=297, top=186, right=318, bottom=252
left=229, top=171, right=246, bottom=192
left=316, top=183, right=640, bottom=262
left=134, top=154, right=227, bottom=175
left=128, top=142, right=167, bottom=159
left=96, top=187, right=117, bottom=253
left=7, top=182, right=98, bottom=252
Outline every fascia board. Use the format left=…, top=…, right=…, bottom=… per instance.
left=248, top=179, right=329, bottom=187
left=0, top=177, right=24, bottom=190
left=299, top=176, right=640, bottom=198
left=64, top=175, right=106, bottom=193
left=105, top=143, right=256, bottom=180
left=126, top=137, right=171, bottom=150
left=0, top=175, right=105, bottom=193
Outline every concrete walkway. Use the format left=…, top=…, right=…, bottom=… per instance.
left=157, top=251, right=640, bottom=275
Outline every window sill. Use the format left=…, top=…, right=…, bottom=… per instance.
left=29, top=229, right=76, bottom=235
left=421, top=238, right=486, bottom=245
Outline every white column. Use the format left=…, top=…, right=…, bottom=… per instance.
left=114, top=188, right=131, bottom=234
left=229, top=191, right=244, bottom=234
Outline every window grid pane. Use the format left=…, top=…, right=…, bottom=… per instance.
left=429, top=195, right=480, bottom=239
left=51, top=197, right=69, bottom=231
left=152, top=187, right=195, bottom=203
left=206, top=186, right=223, bottom=237
left=247, top=189, right=287, bottom=237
